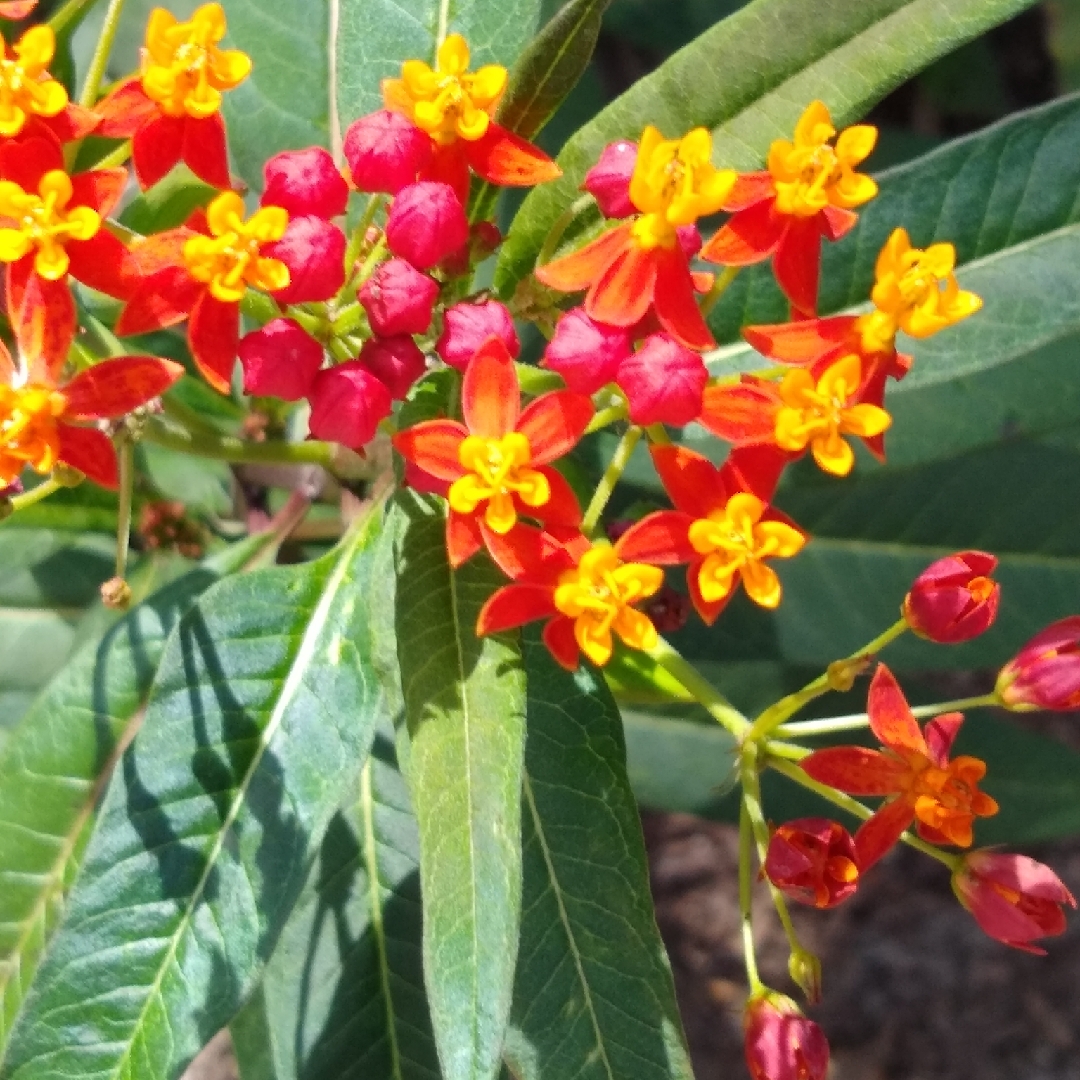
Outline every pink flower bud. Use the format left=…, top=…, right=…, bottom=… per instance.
left=357, top=335, right=426, bottom=400
left=436, top=299, right=520, bottom=370
left=266, top=216, right=346, bottom=304
left=262, top=147, right=349, bottom=219
left=765, top=818, right=859, bottom=909
left=677, top=224, right=703, bottom=260
left=996, top=616, right=1080, bottom=711
left=359, top=258, right=439, bottom=336
left=953, top=851, right=1076, bottom=954
left=343, top=109, right=432, bottom=194
left=239, top=318, right=324, bottom=401
left=583, top=140, right=637, bottom=218
left=903, top=551, right=999, bottom=643
left=744, top=994, right=829, bottom=1080
left=307, top=362, right=392, bottom=448
left=385, top=181, right=469, bottom=270
left=616, top=333, right=707, bottom=426
left=543, top=307, right=630, bottom=393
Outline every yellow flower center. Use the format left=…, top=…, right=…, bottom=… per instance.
left=856, top=227, right=983, bottom=352
left=388, top=33, right=507, bottom=145
left=447, top=431, right=549, bottom=534
left=629, top=125, right=735, bottom=250
left=183, top=191, right=289, bottom=303
left=141, top=2, right=252, bottom=119
left=552, top=544, right=663, bottom=666
left=686, top=492, right=805, bottom=609
left=0, top=170, right=100, bottom=280
left=774, top=354, right=891, bottom=477
left=768, top=100, right=878, bottom=218
left=0, top=382, right=67, bottom=485
left=0, top=26, right=67, bottom=139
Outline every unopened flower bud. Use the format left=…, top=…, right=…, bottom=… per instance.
left=787, top=949, right=823, bottom=1005
left=263, top=146, right=349, bottom=218
left=357, top=335, right=427, bottom=400
left=744, top=992, right=829, bottom=1080
left=543, top=306, right=630, bottom=394
left=765, top=818, right=859, bottom=910
left=359, top=258, right=439, bottom=336
left=583, top=140, right=637, bottom=218
left=240, top=318, right=325, bottom=401
left=308, top=362, right=392, bottom=449
left=343, top=109, right=431, bottom=194
left=617, top=333, right=707, bottom=427
left=903, top=551, right=999, bottom=643
left=385, top=181, right=469, bottom=270
left=101, top=576, right=132, bottom=611
left=436, top=299, right=519, bottom=370
left=996, top=616, right=1080, bottom=711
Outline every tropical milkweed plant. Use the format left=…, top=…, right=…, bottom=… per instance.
left=2, top=0, right=1080, bottom=1078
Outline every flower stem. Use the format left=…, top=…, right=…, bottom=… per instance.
left=48, top=0, right=101, bottom=34
left=337, top=194, right=383, bottom=303
left=585, top=401, right=628, bottom=435
left=775, top=693, right=1000, bottom=738
left=114, top=435, right=135, bottom=580
left=144, top=416, right=342, bottom=469
left=581, top=425, right=641, bottom=535
left=91, top=140, right=133, bottom=171
left=764, top=752, right=961, bottom=870
left=739, top=799, right=765, bottom=996
left=515, top=365, right=564, bottom=397
left=78, top=0, right=127, bottom=108
left=646, top=636, right=751, bottom=738
left=746, top=617, right=909, bottom=741
left=2, top=477, right=64, bottom=519
left=700, top=265, right=740, bottom=318
left=536, top=194, right=594, bottom=267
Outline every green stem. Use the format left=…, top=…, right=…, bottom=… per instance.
left=48, top=0, right=102, bottom=34
left=738, top=800, right=765, bottom=995
left=765, top=753, right=960, bottom=870
left=355, top=234, right=388, bottom=291
left=700, top=265, right=740, bottom=318
left=584, top=401, right=628, bottom=435
left=161, top=395, right=225, bottom=439
left=336, top=195, right=383, bottom=303
left=114, top=436, right=134, bottom=580
left=2, top=477, right=63, bottom=518
left=775, top=693, right=1000, bottom=738
left=536, top=194, right=593, bottom=267
left=581, top=425, right=641, bottom=535
left=515, top=364, right=564, bottom=397
left=144, top=417, right=339, bottom=468
left=90, top=140, right=132, bottom=171
left=746, top=617, right=909, bottom=741
left=644, top=423, right=671, bottom=445
left=646, top=636, right=750, bottom=738
left=78, top=0, right=127, bottom=108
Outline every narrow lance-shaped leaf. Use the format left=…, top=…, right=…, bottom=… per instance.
left=2, top=507, right=394, bottom=1080
left=0, top=533, right=273, bottom=1058
left=507, top=630, right=695, bottom=1080
left=390, top=492, right=526, bottom=1080
left=496, top=0, right=1041, bottom=294
left=229, top=721, right=439, bottom=1080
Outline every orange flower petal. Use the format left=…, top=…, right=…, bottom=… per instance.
left=801, top=745, right=910, bottom=795
left=701, top=199, right=784, bottom=265
left=394, top=420, right=469, bottom=480
left=867, top=664, right=928, bottom=757
left=721, top=171, right=775, bottom=211
left=465, top=122, right=561, bottom=187
left=854, top=795, right=915, bottom=870
left=698, top=380, right=782, bottom=443
left=94, top=78, right=158, bottom=139
left=586, top=240, right=656, bottom=328
left=63, top=356, right=184, bottom=420
left=516, top=390, right=593, bottom=464
left=653, top=243, right=714, bottom=350
left=8, top=261, right=75, bottom=383
left=535, top=222, right=631, bottom=293
left=773, top=216, right=821, bottom=314
left=743, top=315, right=859, bottom=365
left=461, top=335, right=519, bottom=437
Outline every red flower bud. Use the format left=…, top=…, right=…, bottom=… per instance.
left=677, top=224, right=703, bottom=260
left=953, top=851, right=1076, bottom=954
left=357, top=335, right=426, bottom=400
left=902, top=550, right=1000, bottom=643
left=266, top=216, right=347, bottom=304
left=744, top=994, right=829, bottom=1080
left=307, top=362, right=392, bottom=448
left=436, top=299, right=520, bottom=370
left=583, top=140, right=637, bottom=219
left=543, top=307, right=630, bottom=393
left=996, top=616, right=1080, bottom=711
left=765, top=818, right=860, bottom=909
left=239, top=318, right=324, bottom=401
left=344, top=109, right=432, bottom=194
left=616, top=333, right=707, bottom=426
left=262, top=147, right=349, bottom=219
left=359, top=258, right=439, bottom=336
left=385, top=181, right=469, bottom=270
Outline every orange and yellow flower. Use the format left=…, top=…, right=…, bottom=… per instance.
left=802, top=664, right=998, bottom=868
left=393, top=337, right=593, bottom=567
left=535, top=125, right=735, bottom=350
left=382, top=33, right=559, bottom=202
left=94, top=3, right=250, bottom=189
left=702, top=101, right=877, bottom=314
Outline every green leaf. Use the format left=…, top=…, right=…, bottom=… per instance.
left=506, top=631, right=694, bottom=1080
left=230, top=722, right=439, bottom=1080
left=390, top=493, right=526, bottom=1080
left=139, top=442, right=234, bottom=517
left=118, top=168, right=215, bottom=235
left=0, top=534, right=271, bottom=1059
left=496, top=0, right=1041, bottom=293
left=1, top=510, right=393, bottom=1080
left=333, top=0, right=543, bottom=144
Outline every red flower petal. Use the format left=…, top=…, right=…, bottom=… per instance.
left=820, top=204, right=858, bottom=242
left=614, top=510, right=697, bottom=565
left=543, top=615, right=580, bottom=670
left=477, top=583, right=558, bottom=635
left=462, top=336, right=519, bottom=437
left=188, top=293, right=239, bottom=393
left=464, top=122, right=561, bottom=187
left=652, top=245, right=714, bottom=350
left=854, top=796, right=915, bottom=870
left=183, top=114, right=230, bottom=190
left=587, top=240, right=656, bottom=328
left=867, top=664, right=927, bottom=757
left=393, top=419, right=468, bottom=481
left=650, top=444, right=727, bottom=519
left=516, top=390, right=593, bottom=464
left=63, top=356, right=184, bottom=419
left=94, top=78, right=157, bottom=139
left=70, top=167, right=127, bottom=218
left=447, top=509, right=485, bottom=568
left=132, top=114, right=184, bottom=189
left=57, top=424, right=117, bottom=488
left=8, top=263, right=74, bottom=383
left=743, top=316, right=858, bottom=365
left=686, top=558, right=734, bottom=627
left=0, top=135, right=60, bottom=191
left=116, top=266, right=202, bottom=336
left=67, top=229, right=135, bottom=300
left=701, top=201, right=784, bottom=266
left=533, top=465, right=582, bottom=527
left=773, top=217, right=821, bottom=315
left=800, top=746, right=910, bottom=795
left=724, top=445, right=789, bottom=504
left=924, top=712, right=964, bottom=769
left=722, top=171, right=774, bottom=211
left=535, top=223, right=631, bottom=293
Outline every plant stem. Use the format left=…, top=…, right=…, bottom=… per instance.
left=91, top=140, right=133, bottom=171
left=78, top=0, right=126, bottom=108
left=746, top=618, right=908, bottom=741
left=775, top=693, right=1000, bottom=738
left=765, top=753, right=961, bottom=870
left=114, top=436, right=134, bottom=579
left=2, top=477, right=63, bottom=518
left=646, top=637, right=750, bottom=738
left=739, top=799, right=765, bottom=995
left=515, top=364, right=564, bottom=396
left=584, top=401, right=628, bottom=435
left=48, top=0, right=101, bottom=34
left=336, top=194, right=383, bottom=303
left=700, top=265, right=740, bottom=318
left=144, top=416, right=340, bottom=468
left=581, top=425, right=641, bottom=535
left=536, top=194, right=593, bottom=267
